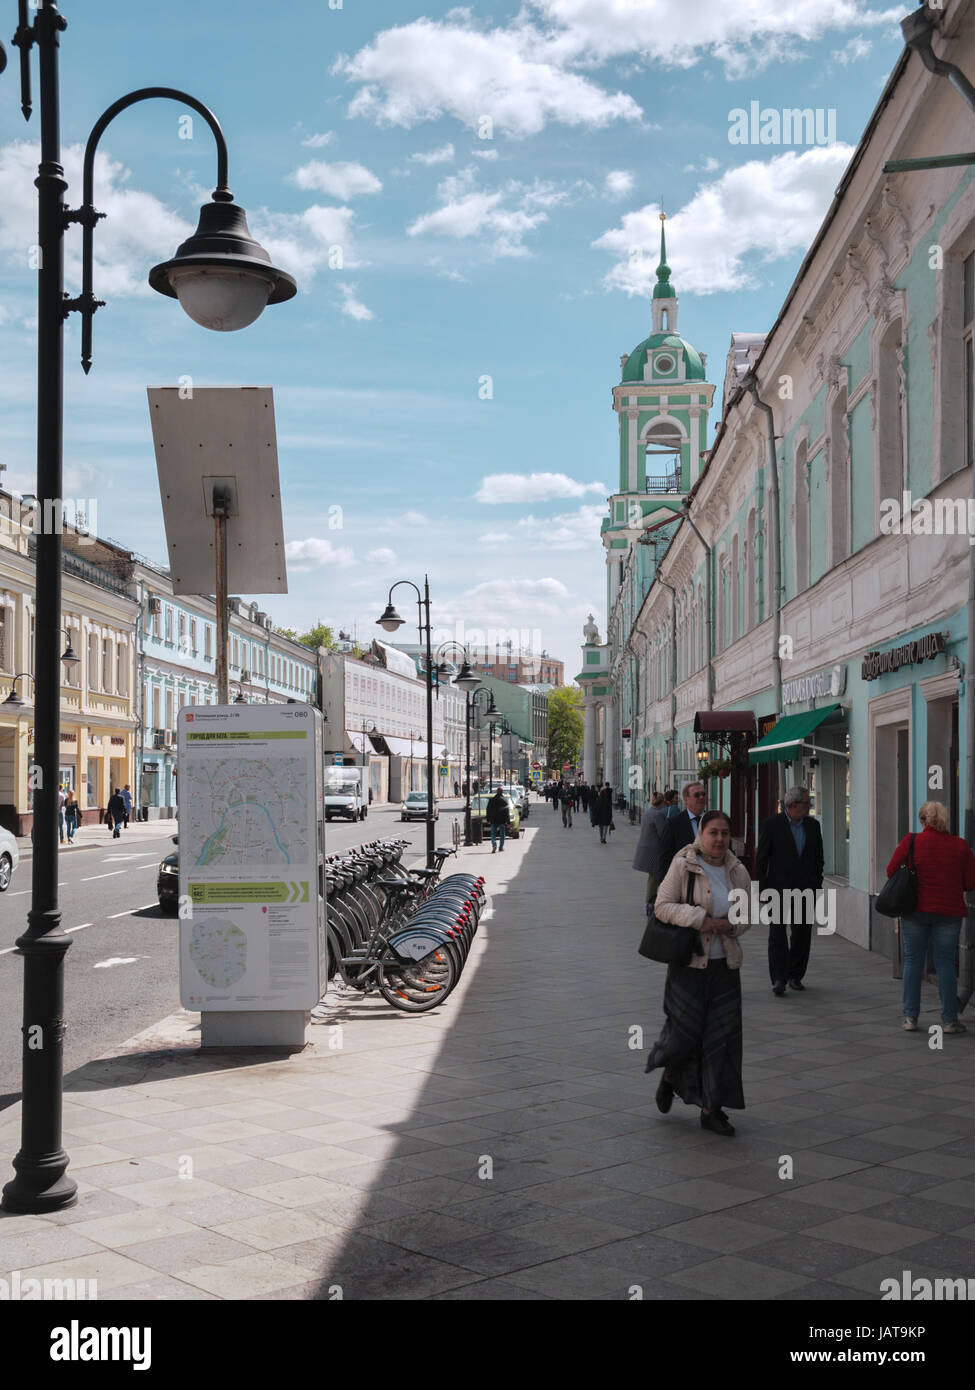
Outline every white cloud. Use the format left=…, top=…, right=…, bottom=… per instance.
left=337, top=283, right=374, bottom=321
left=366, top=547, right=396, bottom=564
left=0, top=141, right=192, bottom=300
left=286, top=538, right=356, bottom=570
left=683, top=157, right=720, bottom=174
left=471, top=148, right=500, bottom=160
left=331, top=2, right=896, bottom=149
left=408, top=167, right=572, bottom=257
left=832, top=36, right=873, bottom=64
left=249, top=204, right=361, bottom=284
left=443, top=576, right=573, bottom=623
left=332, top=15, right=642, bottom=138
left=595, top=146, right=855, bottom=296
left=301, top=131, right=335, bottom=148
left=479, top=505, right=606, bottom=548
left=411, top=143, right=456, bottom=165
left=604, top=170, right=634, bottom=200
left=289, top=160, right=383, bottom=199
left=531, top=0, right=899, bottom=78
left=476, top=472, right=606, bottom=503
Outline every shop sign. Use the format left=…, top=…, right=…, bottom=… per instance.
left=861, top=632, right=946, bottom=681
left=142, top=762, right=159, bottom=772
left=110, top=736, right=125, bottom=746
left=783, top=665, right=846, bottom=705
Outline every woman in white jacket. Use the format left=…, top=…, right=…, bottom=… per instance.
left=644, top=809, right=752, bottom=1137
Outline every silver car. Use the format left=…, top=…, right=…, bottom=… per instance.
left=401, top=791, right=439, bottom=822
left=0, top=825, right=19, bottom=891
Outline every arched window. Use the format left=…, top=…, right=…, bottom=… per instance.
left=795, top=439, right=809, bottom=594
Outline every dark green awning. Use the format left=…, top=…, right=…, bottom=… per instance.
left=748, top=704, right=843, bottom=766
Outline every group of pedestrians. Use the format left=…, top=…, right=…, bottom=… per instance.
left=634, top=781, right=975, bottom=1139
left=545, top=778, right=615, bottom=841
left=57, top=784, right=80, bottom=844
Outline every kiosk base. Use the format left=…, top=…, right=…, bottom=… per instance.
left=200, top=1010, right=308, bottom=1049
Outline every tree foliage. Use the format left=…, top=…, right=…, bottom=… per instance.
left=547, top=685, right=584, bottom=772
left=275, top=622, right=337, bottom=649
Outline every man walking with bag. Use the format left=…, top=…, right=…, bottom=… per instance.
left=756, top=785, right=824, bottom=996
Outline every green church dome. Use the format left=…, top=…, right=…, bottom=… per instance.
left=622, top=333, right=706, bottom=382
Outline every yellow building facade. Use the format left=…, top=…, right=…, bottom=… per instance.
left=0, top=501, right=137, bottom=833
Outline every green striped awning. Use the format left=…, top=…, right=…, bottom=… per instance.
left=748, top=704, right=843, bottom=766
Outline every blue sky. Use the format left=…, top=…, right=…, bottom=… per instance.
left=0, top=0, right=907, bottom=673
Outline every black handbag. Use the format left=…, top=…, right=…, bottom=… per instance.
left=638, top=871, right=700, bottom=965
left=875, top=834, right=918, bottom=918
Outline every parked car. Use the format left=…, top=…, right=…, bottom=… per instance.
left=502, top=784, right=529, bottom=819
left=469, top=791, right=521, bottom=838
left=157, top=836, right=178, bottom=914
left=0, top=826, right=19, bottom=891
left=401, top=791, right=439, bottom=822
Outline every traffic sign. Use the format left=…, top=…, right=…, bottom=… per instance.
left=438, top=764, right=449, bottom=777
left=532, top=761, right=541, bottom=769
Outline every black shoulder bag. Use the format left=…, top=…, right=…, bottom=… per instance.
left=874, top=834, right=918, bottom=918
left=638, top=869, right=701, bottom=966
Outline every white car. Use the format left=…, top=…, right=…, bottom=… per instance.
left=0, top=825, right=19, bottom=891
left=401, top=791, right=439, bottom=822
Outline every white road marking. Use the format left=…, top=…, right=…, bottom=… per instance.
left=107, top=903, right=158, bottom=919
left=101, top=854, right=159, bottom=862
left=93, top=956, right=145, bottom=968
left=66, top=923, right=93, bottom=933
left=81, top=870, right=126, bottom=881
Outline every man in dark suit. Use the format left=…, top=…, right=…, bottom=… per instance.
left=657, top=781, right=708, bottom=880
left=756, top=785, right=824, bottom=996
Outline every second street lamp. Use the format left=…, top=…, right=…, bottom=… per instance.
left=1, top=0, right=297, bottom=1216
left=377, top=577, right=436, bottom=868
left=436, top=644, right=479, bottom=846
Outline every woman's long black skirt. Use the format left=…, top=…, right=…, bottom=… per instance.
left=644, top=959, right=744, bottom=1111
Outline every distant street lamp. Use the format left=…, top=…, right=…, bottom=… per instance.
left=471, top=688, right=501, bottom=803
left=436, top=644, right=479, bottom=845
left=377, top=578, right=436, bottom=867
left=1, top=0, right=296, bottom=1216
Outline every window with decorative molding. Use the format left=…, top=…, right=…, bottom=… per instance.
left=829, top=382, right=851, bottom=566
left=876, top=317, right=906, bottom=512
left=965, top=252, right=974, bottom=469
left=794, top=442, right=809, bottom=594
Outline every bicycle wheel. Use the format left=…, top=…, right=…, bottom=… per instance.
left=377, top=945, right=458, bottom=1012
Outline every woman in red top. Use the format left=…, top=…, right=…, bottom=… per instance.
left=886, top=801, right=975, bottom=1033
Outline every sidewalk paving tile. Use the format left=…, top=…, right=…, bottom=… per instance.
left=2, top=813, right=973, bottom=1300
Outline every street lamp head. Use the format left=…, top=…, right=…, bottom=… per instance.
left=485, top=698, right=502, bottom=725
left=234, top=692, right=247, bottom=704
left=148, top=200, right=297, bottom=332
left=3, top=687, right=24, bottom=708
left=376, top=603, right=404, bottom=633
left=60, top=639, right=79, bottom=671
left=453, top=660, right=480, bottom=693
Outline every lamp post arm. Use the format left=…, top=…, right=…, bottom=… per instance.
left=66, top=88, right=231, bottom=373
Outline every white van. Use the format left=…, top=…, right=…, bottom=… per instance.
left=324, top=766, right=366, bottom=822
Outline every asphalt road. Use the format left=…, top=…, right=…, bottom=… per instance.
left=0, top=802, right=469, bottom=1113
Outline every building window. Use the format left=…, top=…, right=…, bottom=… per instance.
left=88, top=631, right=99, bottom=689
left=0, top=608, right=8, bottom=674
left=828, top=382, right=850, bottom=566
left=966, top=252, right=974, bottom=469
left=165, top=607, right=173, bottom=643
left=102, top=638, right=113, bottom=693
left=178, top=611, right=187, bottom=649
left=794, top=441, right=809, bottom=594
left=116, top=644, right=127, bottom=697
left=190, top=617, right=197, bottom=652
left=165, top=689, right=174, bottom=733
left=152, top=686, right=161, bottom=731
left=205, top=624, right=212, bottom=659
left=876, top=317, right=906, bottom=511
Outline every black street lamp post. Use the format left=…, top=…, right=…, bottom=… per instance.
left=435, top=644, right=479, bottom=846
left=1, top=0, right=295, bottom=1216
left=470, top=688, right=501, bottom=813
left=377, top=578, right=436, bottom=867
